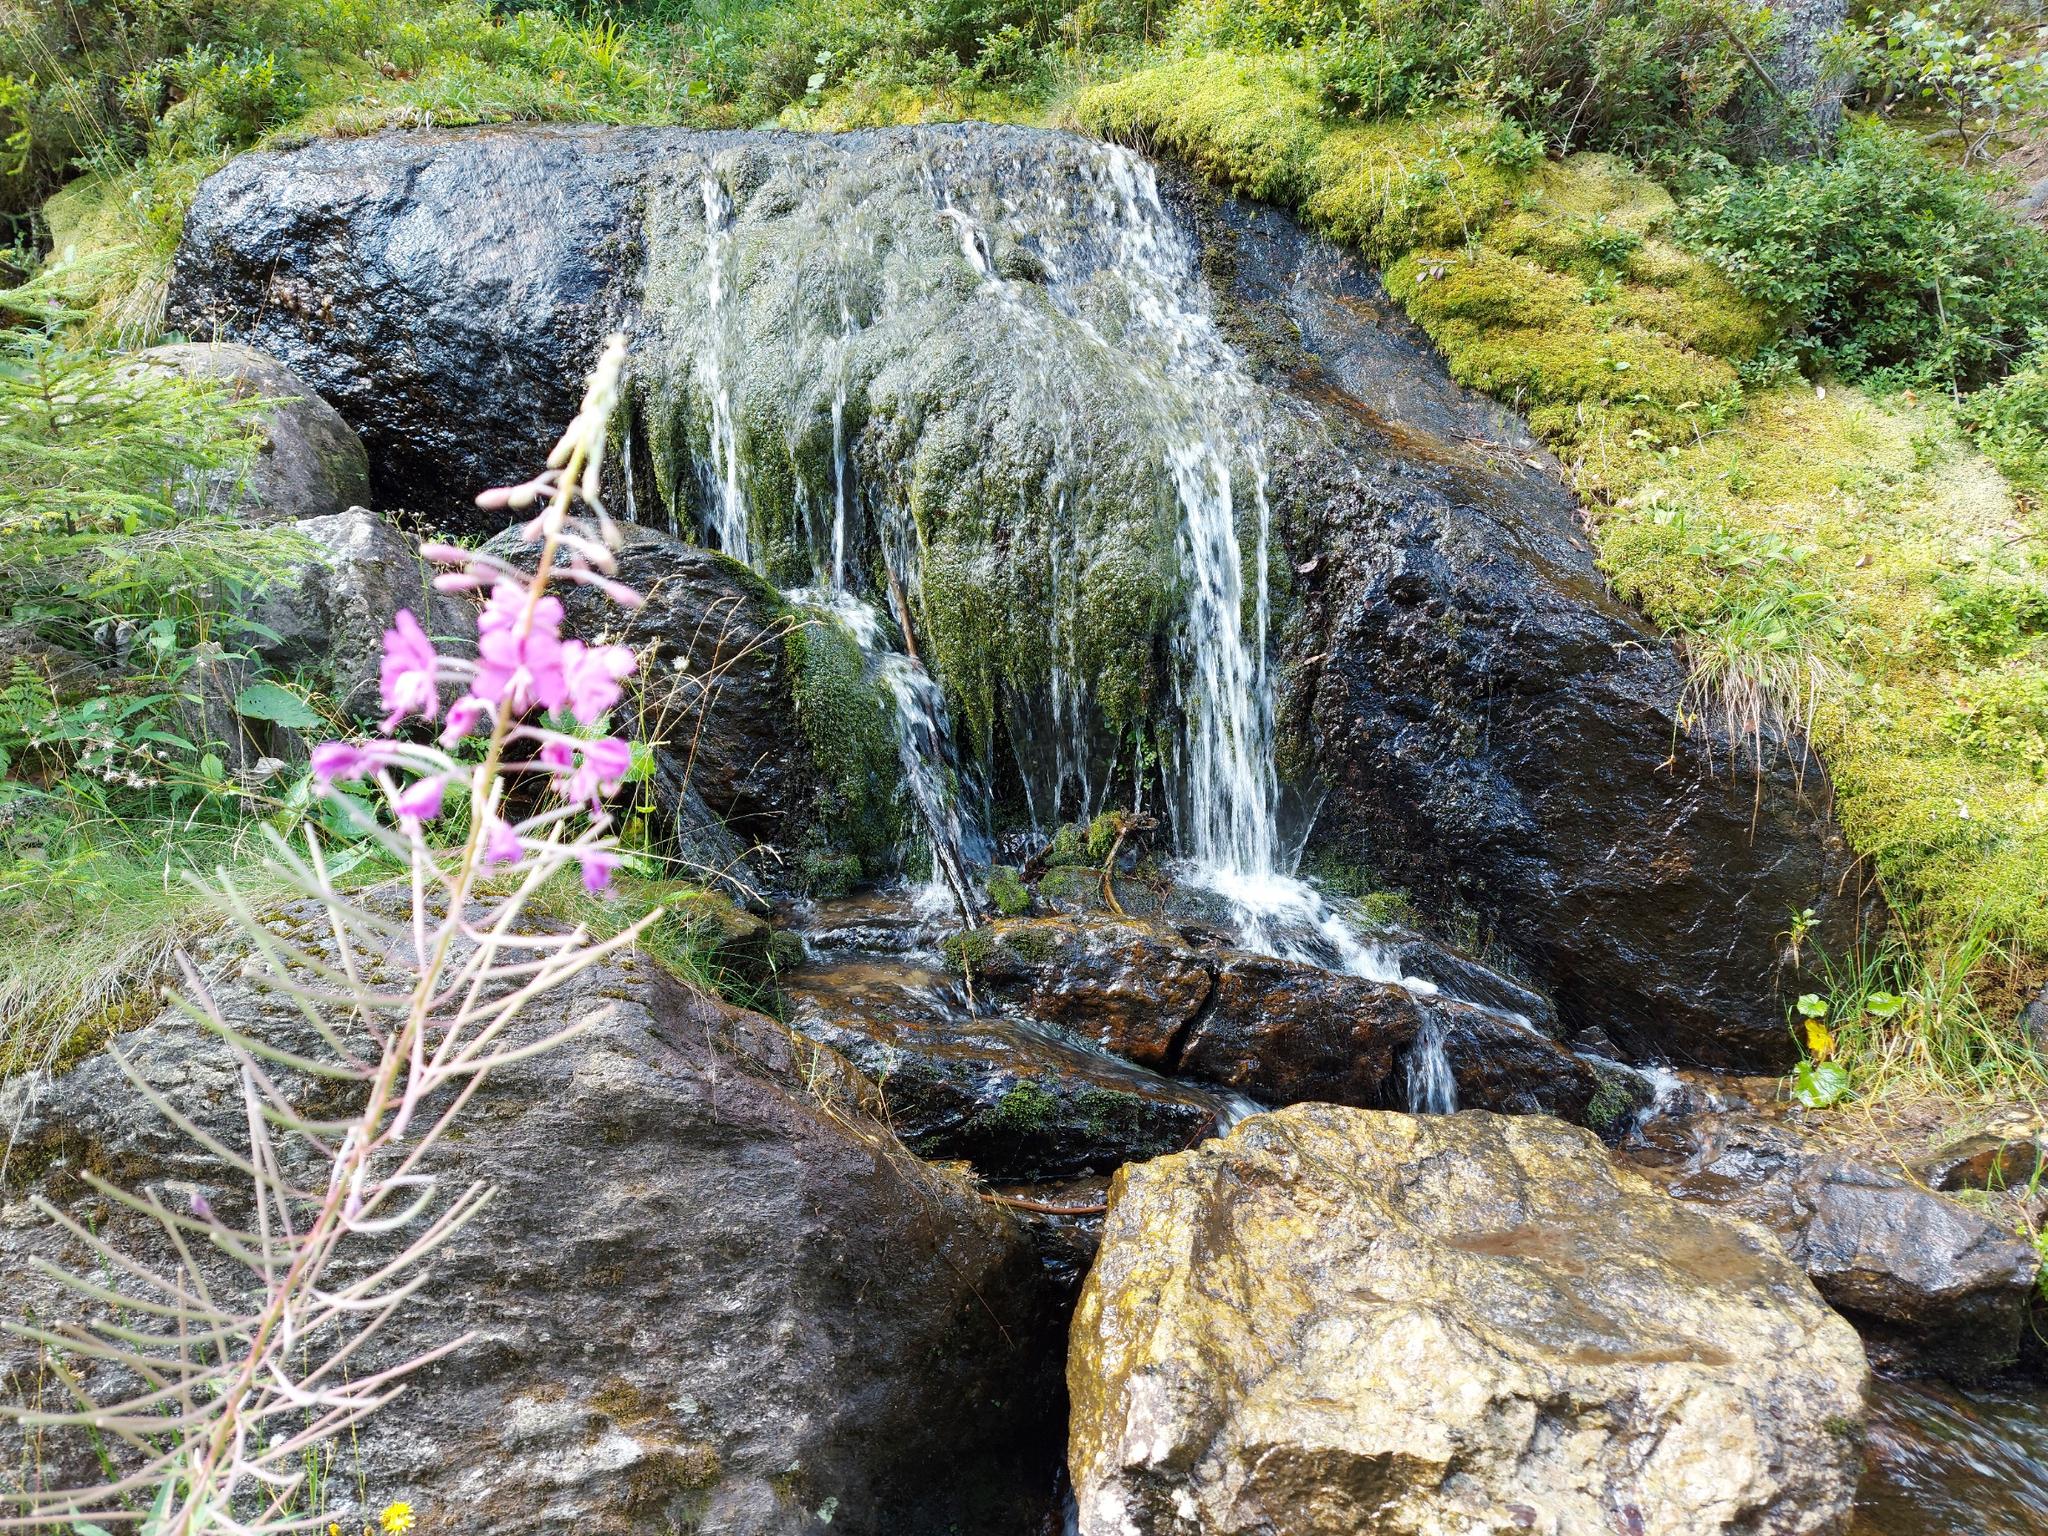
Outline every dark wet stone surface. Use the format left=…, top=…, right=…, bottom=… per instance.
left=1626, top=1105, right=2043, bottom=1381
left=967, top=912, right=1597, bottom=1122
left=780, top=950, right=1221, bottom=1182
left=1196, top=188, right=1875, bottom=1071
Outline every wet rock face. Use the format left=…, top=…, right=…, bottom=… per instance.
left=1202, top=192, right=1867, bottom=1070
left=0, top=909, right=1065, bottom=1536
left=1629, top=1109, right=2044, bottom=1380
left=780, top=951, right=1221, bottom=1181
left=1068, top=1105, right=1870, bottom=1536
left=971, top=916, right=1212, bottom=1069
left=968, top=914, right=1598, bottom=1122
left=167, top=127, right=661, bottom=519
left=138, top=341, right=371, bottom=521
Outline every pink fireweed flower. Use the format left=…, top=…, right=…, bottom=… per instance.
left=440, top=694, right=489, bottom=747
left=564, top=736, right=633, bottom=805
left=539, top=738, right=576, bottom=775
left=559, top=639, right=638, bottom=726
left=578, top=847, right=621, bottom=893
left=379, top=610, right=441, bottom=729
left=477, top=581, right=563, bottom=642
left=484, top=816, right=523, bottom=865
left=311, top=741, right=376, bottom=783
left=393, top=775, right=446, bottom=825
left=473, top=583, right=568, bottom=714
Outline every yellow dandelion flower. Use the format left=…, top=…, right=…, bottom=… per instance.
left=380, top=1502, right=416, bottom=1535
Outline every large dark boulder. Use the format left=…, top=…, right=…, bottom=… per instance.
left=167, top=127, right=662, bottom=518
left=1201, top=193, right=1868, bottom=1069
left=0, top=905, right=1065, bottom=1535
left=168, top=125, right=1869, bottom=1069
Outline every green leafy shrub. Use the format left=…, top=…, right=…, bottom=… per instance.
left=1680, top=122, right=2048, bottom=391
left=1958, top=330, right=2048, bottom=486
left=1165, top=0, right=1774, bottom=159
left=1845, top=2, right=2048, bottom=166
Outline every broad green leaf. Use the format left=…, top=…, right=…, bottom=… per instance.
left=233, top=681, right=321, bottom=729
left=1793, top=1060, right=1851, bottom=1109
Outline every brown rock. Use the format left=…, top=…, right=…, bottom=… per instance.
left=0, top=905, right=1064, bottom=1535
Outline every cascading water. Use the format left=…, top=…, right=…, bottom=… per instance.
left=1054, top=147, right=1463, bottom=1109
left=645, top=136, right=1515, bottom=1107
left=697, top=176, right=749, bottom=565
left=783, top=586, right=990, bottom=921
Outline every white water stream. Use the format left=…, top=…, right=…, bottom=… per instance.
left=697, top=176, right=750, bottom=565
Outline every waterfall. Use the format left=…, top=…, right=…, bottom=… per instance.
left=643, top=135, right=1524, bottom=1109
left=1072, top=149, right=1459, bottom=1110
left=829, top=306, right=853, bottom=591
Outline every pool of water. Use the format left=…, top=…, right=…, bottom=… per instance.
left=1852, top=1376, right=2048, bottom=1535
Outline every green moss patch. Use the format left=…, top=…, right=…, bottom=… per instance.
left=783, top=608, right=906, bottom=875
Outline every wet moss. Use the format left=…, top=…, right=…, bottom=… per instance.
left=996, top=924, right=1062, bottom=966
left=783, top=609, right=906, bottom=873
left=1085, top=812, right=1123, bottom=862
left=941, top=927, right=997, bottom=976
left=990, top=1077, right=1059, bottom=1132
left=799, top=847, right=864, bottom=898
left=987, top=865, right=1032, bottom=916
left=1046, top=822, right=1092, bottom=867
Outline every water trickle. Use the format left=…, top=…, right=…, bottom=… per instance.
left=697, top=176, right=749, bottom=564
left=1405, top=1018, right=1458, bottom=1117
left=829, top=305, right=854, bottom=591
left=786, top=587, right=990, bottom=923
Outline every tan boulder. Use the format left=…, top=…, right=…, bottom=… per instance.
left=1069, top=1106, right=1869, bottom=1536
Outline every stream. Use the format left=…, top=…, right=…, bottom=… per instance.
left=1854, top=1377, right=2048, bottom=1534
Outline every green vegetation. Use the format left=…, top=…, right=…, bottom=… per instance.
left=987, top=863, right=1032, bottom=915
left=7, top=0, right=2048, bottom=1100
left=1680, top=121, right=2048, bottom=391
